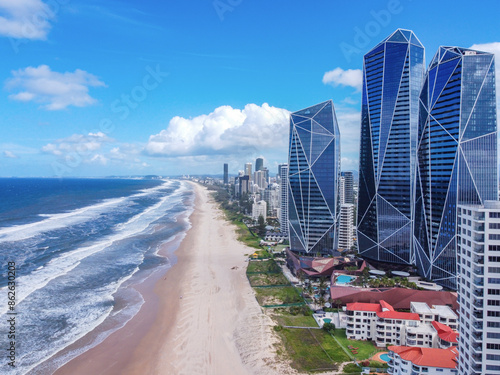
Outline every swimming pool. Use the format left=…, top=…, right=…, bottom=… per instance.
left=323, top=318, right=332, bottom=324
left=380, top=353, right=390, bottom=362
left=336, top=275, right=355, bottom=284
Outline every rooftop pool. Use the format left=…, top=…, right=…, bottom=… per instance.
left=336, top=275, right=355, bottom=285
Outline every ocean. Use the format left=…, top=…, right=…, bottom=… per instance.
left=0, top=178, right=194, bottom=374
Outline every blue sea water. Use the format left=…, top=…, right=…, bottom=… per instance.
left=0, top=178, right=194, bottom=374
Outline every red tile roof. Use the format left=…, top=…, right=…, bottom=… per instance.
left=388, top=346, right=458, bottom=369
left=432, top=321, right=459, bottom=343
left=377, top=311, right=420, bottom=320
left=330, top=287, right=458, bottom=310
left=380, top=300, right=394, bottom=311
left=346, top=302, right=381, bottom=312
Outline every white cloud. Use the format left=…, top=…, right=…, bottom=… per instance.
left=42, top=132, right=113, bottom=156
left=0, top=0, right=55, bottom=40
left=3, top=150, right=18, bottom=159
left=6, top=65, right=106, bottom=110
left=323, top=68, right=362, bottom=91
left=144, top=103, right=290, bottom=157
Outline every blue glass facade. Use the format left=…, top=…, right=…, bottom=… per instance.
left=414, top=47, right=497, bottom=289
left=357, top=29, right=425, bottom=265
left=288, top=100, right=340, bottom=255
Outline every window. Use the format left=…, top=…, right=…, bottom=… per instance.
left=488, top=278, right=500, bottom=284
left=490, top=245, right=500, bottom=251
left=490, top=234, right=500, bottom=240
left=488, top=289, right=500, bottom=295
left=487, top=311, right=500, bottom=317
left=489, top=267, right=500, bottom=273
left=490, top=223, right=500, bottom=229
left=487, top=343, right=500, bottom=350
left=487, top=300, right=500, bottom=306
left=489, top=256, right=500, bottom=262
left=487, top=354, right=500, bottom=360
left=487, top=332, right=500, bottom=339
left=490, top=212, right=500, bottom=218
left=488, top=321, right=500, bottom=328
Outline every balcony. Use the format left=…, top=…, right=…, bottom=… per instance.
left=473, top=224, right=485, bottom=232
left=376, top=324, right=385, bottom=330
left=473, top=255, right=484, bottom=264
left=473, top=267, right=484, bottom=276
left=387, top=368, right=394, bottom=374
left=473, top=299, right=483, bottom=308
left=473, top=234, right=485, bottom=243
left=407, top=338, right=417, bottom=346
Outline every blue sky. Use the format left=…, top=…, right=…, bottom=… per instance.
left=1, top=0, right=500, bottom=177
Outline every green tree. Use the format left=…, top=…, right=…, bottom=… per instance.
left=257, top=215, right=267, bottom=238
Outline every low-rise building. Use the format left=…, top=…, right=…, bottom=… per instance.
left=387, top=345, right=458, bottom=375
left=345, top=300, right=458, bottom=348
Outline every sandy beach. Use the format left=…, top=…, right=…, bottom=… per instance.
left=55, top=182, right=290, bottom=375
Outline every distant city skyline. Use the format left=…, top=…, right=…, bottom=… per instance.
left=1, top=1, right=500, bottom=177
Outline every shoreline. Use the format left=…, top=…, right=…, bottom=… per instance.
left=54, top=182, right=287, bottom=375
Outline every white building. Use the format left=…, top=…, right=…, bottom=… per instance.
left=457, top=202, right=500, bottom=375
left=387, top=345, right=458, bottom=375
left=345, top=300, right=458, bottom=348
left=252, top=200, right=267, bottom=221
left=338, top=203, right=354, bottom=250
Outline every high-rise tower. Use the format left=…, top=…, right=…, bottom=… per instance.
left=357, top=29, right=425, bottom=265
left=288, top=100, right=341, bottom=255
left=414, top=47, right=497, bottom=289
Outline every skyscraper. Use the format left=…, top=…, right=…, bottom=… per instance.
left=456, top=202, right=500, bottom=375
left=244, top=163, right=252, bottom=179
left=279, top=164, right=288, bottom=235
left=223, top=163, right=228, bottom=184
left=255, top=157, right=264, bottom=172
left=341, top=171, right=354, bottom=204
left=357, top=29, right=425, bottom=265
left=288, top=100, right=340, bottom=255
left=414, top=47, right=497, bottom=289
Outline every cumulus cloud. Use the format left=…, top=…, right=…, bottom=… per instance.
left=323, top=68, right=362, bottom=91
left=6, top=65, right=106, bottom=110
left=0, top=0, right=55, bottom=40
left=42, top=132, right=113, bottom=156
left=3, top=150, right=18, bottom=158
left=144, top=103, right=290, bottom=157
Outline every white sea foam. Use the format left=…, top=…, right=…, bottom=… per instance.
left=0, top=180, right=173, bottom=243
left=0, top=182, right=181, bottom=316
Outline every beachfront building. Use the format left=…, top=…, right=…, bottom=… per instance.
left=387, top=346, right=459, bottom=375
left=279, top=164, right=288, bottom=236
left=345, top=300, right=458, bottom=348
left=357, top=29, right=425, bottom=266
left=414, top=47, right=497, bottom=290
left=288, top=100, right=341, bottom=255
left=457, top=202, right=500, bottom=375
left=251, top=200, right=267, bottom=221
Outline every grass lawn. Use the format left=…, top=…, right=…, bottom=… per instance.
left=255, top=286, right=303, bottom=306
left=246, top=259, right=281, bottom=274
left=248, top=272, right=289, bottom=286
left=276, top=328, right=349, bottom=372
left=272, top=310, right=318, bottom=327
left=333, top=329, right=383, bottom=360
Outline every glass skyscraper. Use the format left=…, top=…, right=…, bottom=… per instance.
left=414, top=47, right=497, bottom=289
left=357, top=29, right=425, bottom=265
left=288, top=100, right=340, bottom=255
